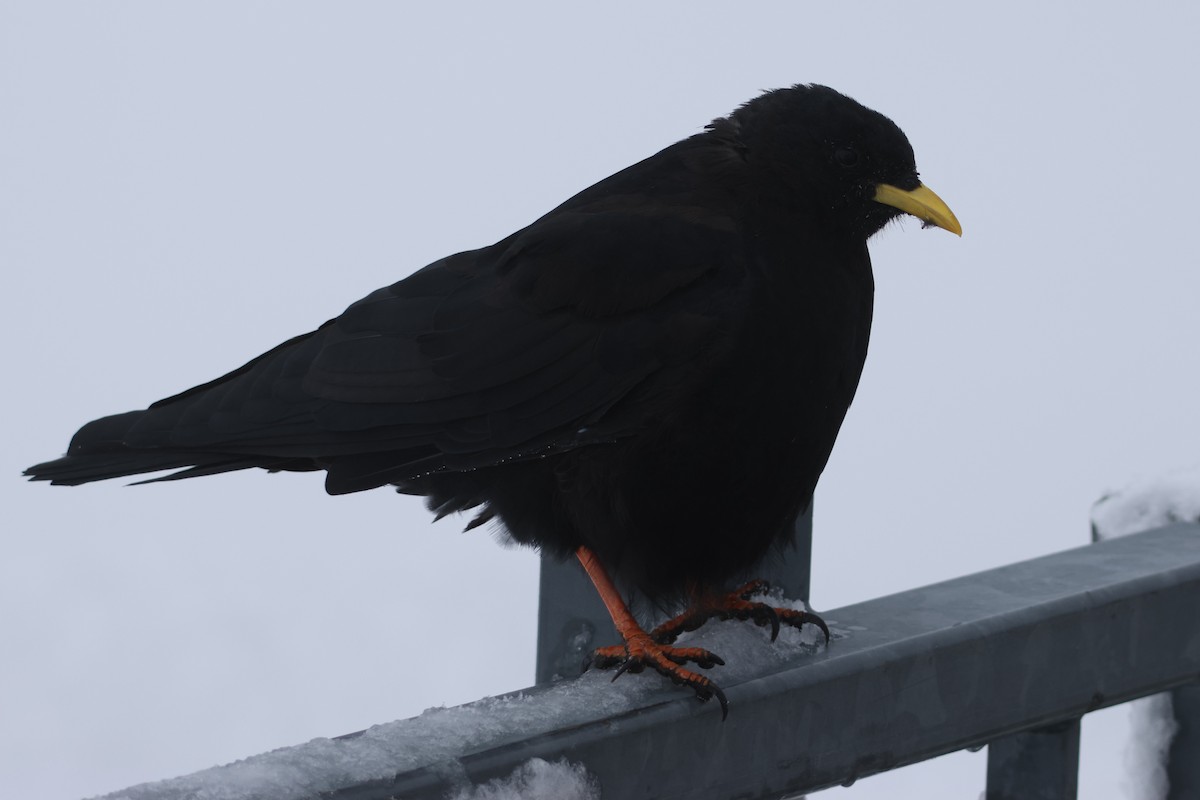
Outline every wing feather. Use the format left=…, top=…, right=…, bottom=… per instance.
left=32, top=135, right=751, bottom=488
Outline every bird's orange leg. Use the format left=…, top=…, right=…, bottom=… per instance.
left=650, top=579, right=831, bottom=645
left=576, top=545, right=729, bottom=718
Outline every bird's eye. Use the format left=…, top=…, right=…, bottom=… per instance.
left=834, top=147, right=859, bottom=168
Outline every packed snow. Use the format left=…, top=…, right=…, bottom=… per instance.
left=95, top=591, right=829, bottom=800
left=1091, top=465, right=1200, bottom=800
left=448, top=758, right=599, bottom=800
left=1091, top=465, right=1200, bottom=541
left=1122, top=694, right=1179, bottom=800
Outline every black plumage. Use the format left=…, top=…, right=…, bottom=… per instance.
left=27, top=85, right=959, bottom=707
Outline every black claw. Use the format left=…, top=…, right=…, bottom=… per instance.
left=611, top=659, right=632, bottom=682
left=690, top=680, right=729, bottom=719
left=707, top=684, right=729, bottom=720
left=762, top=606, right=781, bottom=642
left=776, top=607, right=831, bottom=645
left=788, top=609, right=830, bottom=644
left=589, top=652, right=621, bottom=670
left=814, top=614, right=831, bottom=644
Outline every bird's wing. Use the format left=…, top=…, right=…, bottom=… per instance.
left=103, top=195, right=744, bottom=489
left=307, top=201, right=744, bottom=459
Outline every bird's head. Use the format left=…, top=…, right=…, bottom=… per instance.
left=728, top=84, right=961, bottom=240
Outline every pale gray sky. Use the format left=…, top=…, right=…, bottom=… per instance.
left=3, top=3, right=1198, bottom=798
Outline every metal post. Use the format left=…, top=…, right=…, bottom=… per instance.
left=533, top=548, right=620, bottom=684
left=986, top=719, right=1081, bottom=800
left=535, top=503, right=814, bottom=684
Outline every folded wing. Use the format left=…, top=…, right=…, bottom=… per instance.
left=27, top=185, right=746, bottom=493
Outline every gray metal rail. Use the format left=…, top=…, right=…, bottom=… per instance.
left=101, top=523, right=1200, bottom=800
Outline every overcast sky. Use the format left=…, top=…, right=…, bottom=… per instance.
left=3, top=3, right=1198, bottom=799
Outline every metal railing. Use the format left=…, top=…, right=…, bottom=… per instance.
left=98, top=522, right=1200, bottom=800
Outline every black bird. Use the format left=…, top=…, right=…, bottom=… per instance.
left=26, top=84, right=960, bottom=715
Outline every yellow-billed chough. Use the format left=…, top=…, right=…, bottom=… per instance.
left=26, top=84, right=960, bottom=715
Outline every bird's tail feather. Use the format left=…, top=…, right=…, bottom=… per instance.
left=23, top=410, right=267, bottom=486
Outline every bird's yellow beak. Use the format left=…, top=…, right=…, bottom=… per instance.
left=873, top=183, right=962, bottom=236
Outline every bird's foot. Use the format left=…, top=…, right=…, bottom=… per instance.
left=585, top=631, right=729, bottom=719
left=650, top=579, right=831, bottom=645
